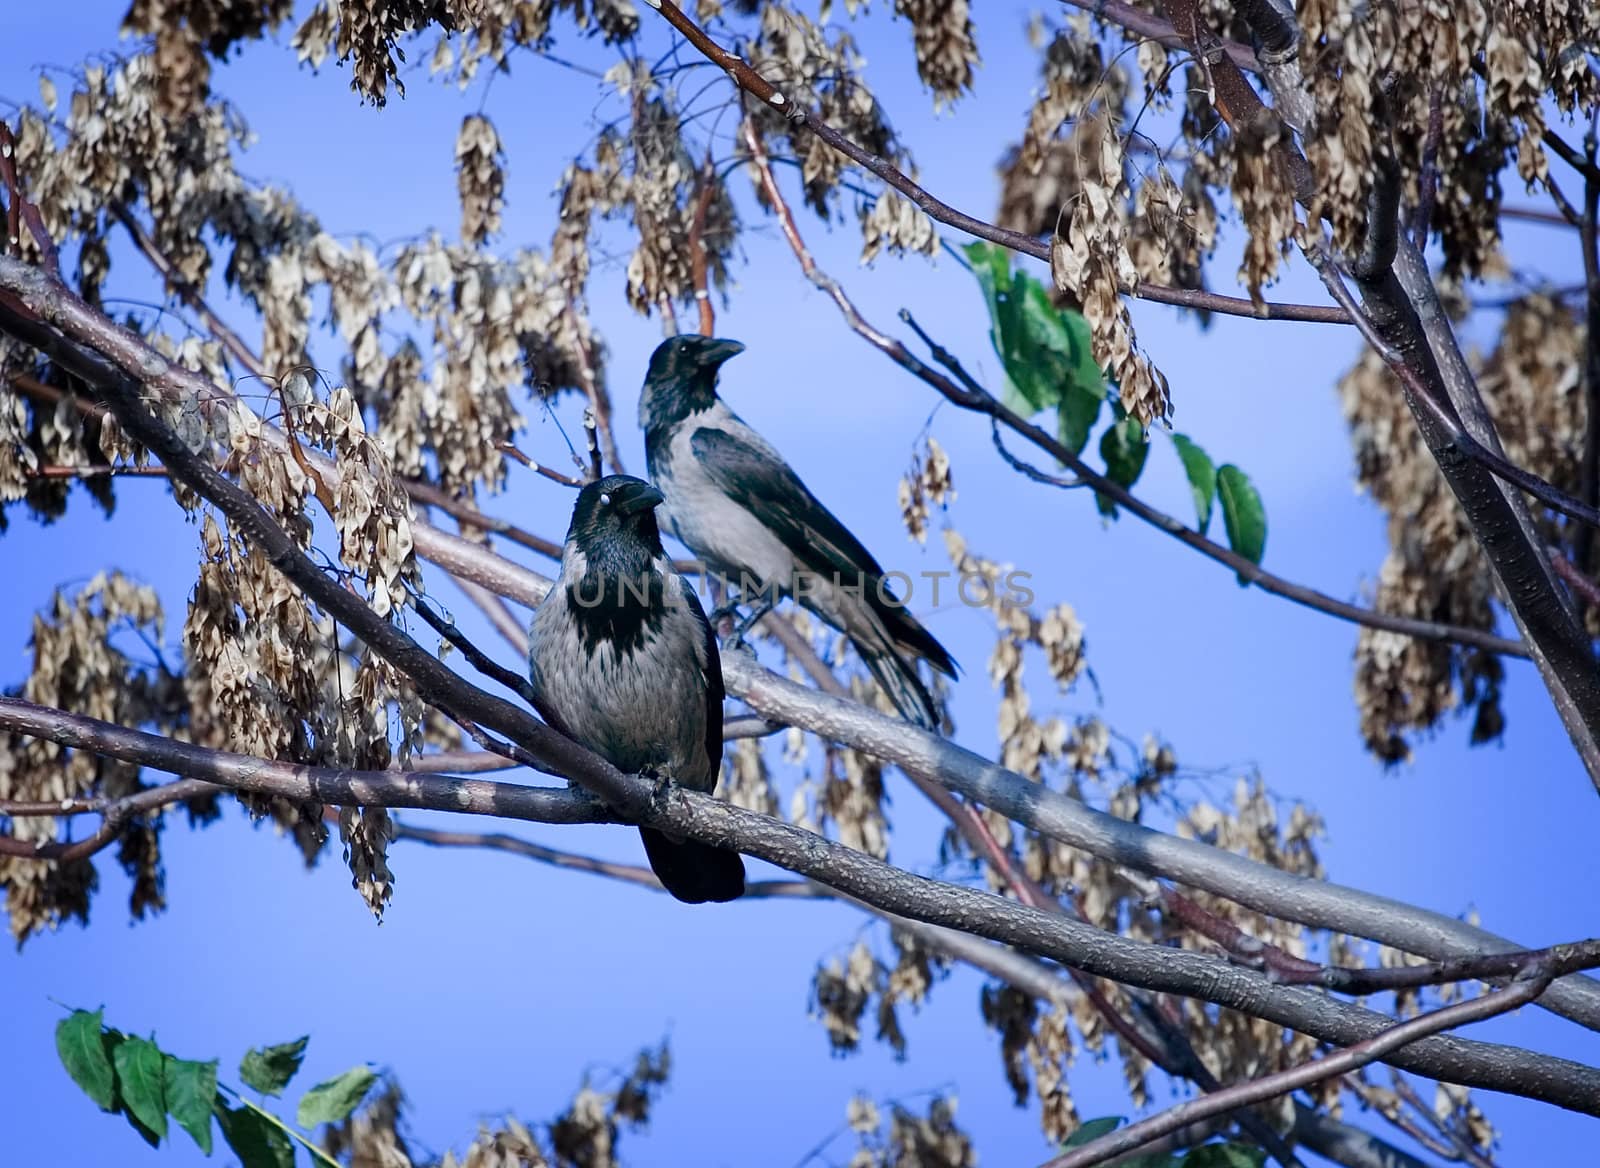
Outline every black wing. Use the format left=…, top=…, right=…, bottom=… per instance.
left=690, top=426, right=887, bottom=583
left=691, top=426, right=957, bottom=678
left=679, top=575, right=724, bottom=777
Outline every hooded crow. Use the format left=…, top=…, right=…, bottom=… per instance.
left=639, top=335, right=957, bottom=731
left=528, top=474, right=745, bottom=903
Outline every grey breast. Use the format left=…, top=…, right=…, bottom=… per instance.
left=529, top=586, right=715, bottom=789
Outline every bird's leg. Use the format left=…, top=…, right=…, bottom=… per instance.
left=642, top=767, right=674, bottom=809
left=734, top=598, right=773, bottom=638
left=721, top=597, right=773, bottom=651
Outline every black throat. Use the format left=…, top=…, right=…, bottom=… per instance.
left=567, top=531, right=671, bottom=657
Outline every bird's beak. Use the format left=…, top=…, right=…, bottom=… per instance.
left=702, top=338, right=746, bottom=366
left=617, top=482, right=665, bottom=516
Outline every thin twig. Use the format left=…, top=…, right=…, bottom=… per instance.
left=689, top=149, right=718, bottom=335
left=1268, top=937, right=1600, bottom=994
left=497, top=439, right=586, bottom=488
left=1412, top=88, right=1444, bottom=248
left=109, top=203, right=266, bottom=379
left=740, top=115, right=1527, bottom=660
left=1552, top=547, right=1600, bottom=609
left=405, top=476, right=564, bottom=560
left=650, top=1, right=1347, bottom=325
left=0, top=120, right=60, bottom=276
left=1039, top=965, right=1562, bottom=1168
left=26, top=463, right=168, bottom=479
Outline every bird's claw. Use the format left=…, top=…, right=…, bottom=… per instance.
left=645, top=769, right=673, bottom=809
left=720, top=598, right=774, bottom=651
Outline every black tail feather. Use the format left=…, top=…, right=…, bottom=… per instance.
left=856, top=641, right=943, bottom=732
left=639, top=828, right=746, bottom=904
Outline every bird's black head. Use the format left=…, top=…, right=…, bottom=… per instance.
left=638, top=335, right=746, bottom=433
left=566, top=475, right=666, bottom=557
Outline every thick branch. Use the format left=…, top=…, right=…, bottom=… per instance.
left=720, top=653, right=1600, bottom=1033
left=6, top=254, right=1600, bottom=1037
left=5, top=691, right=1599, bottom=1111
left=0, top=256, right=554, bottom=611
left=387, top=819, right=1435, bottom=1168
left=1181, top=0, right=1600, bottom=791
left=1042, top=969, right=1556, bottom=1168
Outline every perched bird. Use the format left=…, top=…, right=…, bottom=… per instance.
left=528, top=474, right=745, bottom=904
left=639, top=335, right=957, bottom=731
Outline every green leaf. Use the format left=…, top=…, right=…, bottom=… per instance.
left=1096, top=416, right=1149, bottom=516
left=296, top=1066, right=377, bottom=1128
left=56, top=1008, right=118, bottom=1112
left=240, top=1036, right=309, bottom=1098
left=216, top=1100, right=296, bottom=1168
left=1216, top=464, right=1267, bottom=582
left=1171, top=434, right=1218, bottom=533
left=1056, top=384, right=1103, bottom=457
left=1061, top=1116, right=1124, bottom=1149
left=165, top=1056, right=218, bottom=1154
left=112, top=1035, right=168, bottom=1144
left=964, top=239, right=1105, bottom=418
left=1183, top=1143, right=1268, bottom=1168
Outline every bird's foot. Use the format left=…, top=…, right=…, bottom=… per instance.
left=644, top=768, right=674, bottom=810
left=720, top=598, right=774, bottom=651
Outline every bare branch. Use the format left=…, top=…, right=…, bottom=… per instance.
left=1272, top=938, right=1600, bottom=995
left=497, top=439, right=587, bottom=489
left=0, top=778, right=216, bottom=861
left=0, top=119, right=60, bottom=276
left=741, top=120, right=1526, bottom=660
left=1041, top=967, right=1560, bottom=1168
left=1184, top=0, right=1600, bottom=792
left=392, top=820, right=821, bottom=899
left=688, top=150, right=717, bottom=336
left=1552, top=547, right=1600, bottom=609
left=385, top=815, right=1439, bottom=1168
left=720, top=653, right=1600, bottom=1034
left=654, top=2, right=1346, bottom=324
left=1412, top=89, right=1445, bottom=248
left=109, top=202, right=265, bottom=379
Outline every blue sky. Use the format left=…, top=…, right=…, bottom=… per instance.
left=3, top=3, right=1597, bottom=1164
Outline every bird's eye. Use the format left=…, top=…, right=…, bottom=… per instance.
left=600, top=492, right=612, bottom=506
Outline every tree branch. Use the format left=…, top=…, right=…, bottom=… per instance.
left=387, top=817, right=1435, bottom=1168
left=4, top=688, right=1598, bottom=1110
left=688, top=150, right=718, bottom=336
left=649, top=1, right=1346, bottom=324
left=404, top=476, right=564, bottom=561
left=1188, top=0, right=1600, bottom=792
left=720, top=652, right=1600, bottom=1033
left=1573, top=136, right=1600, bottom=579
left=8, top=251, right=1600, bottom=1047
left=740, top=116, right=1527, bottom=661
left=1041, top=966, right=1558, bottom=1168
